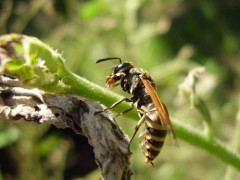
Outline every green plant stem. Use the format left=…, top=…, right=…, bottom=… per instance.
left=173, top=119, right=240, bottom=170
left=58, top=66, right=139, bottom=118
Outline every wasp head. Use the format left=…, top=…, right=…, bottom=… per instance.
left=106, top=62, right=134, bottom=88
left=96, top=57, right=134, bottom=88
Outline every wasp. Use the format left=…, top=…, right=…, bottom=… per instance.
left=96, top=57, right=176, bottom=165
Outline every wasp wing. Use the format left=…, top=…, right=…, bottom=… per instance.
left=141, top=78, right=176, bottom=140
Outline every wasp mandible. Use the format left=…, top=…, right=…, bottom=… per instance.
left=96, top=57, right=176, bottom=165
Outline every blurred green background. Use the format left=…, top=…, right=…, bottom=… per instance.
left=0, top=0, right=240, bottom=179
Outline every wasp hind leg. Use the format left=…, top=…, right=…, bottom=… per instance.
left=128, top=113, right=146, bottom=151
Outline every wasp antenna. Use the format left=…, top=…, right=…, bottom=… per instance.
left=96, top=57, right=122, bottom=64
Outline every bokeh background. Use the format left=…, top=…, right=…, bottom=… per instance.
left=0, top=0, right=240, bottom=179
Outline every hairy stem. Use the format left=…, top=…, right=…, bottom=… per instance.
left=173, top=119, right=240, bottom=170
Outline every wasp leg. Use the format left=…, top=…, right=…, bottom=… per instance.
left=94, top=97, right=132, bottom=115
left=128, top=113, right=146, bottom=151
left=115, top=102, right=134, bottom=117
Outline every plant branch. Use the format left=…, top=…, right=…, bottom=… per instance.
left=173, top=119, right=240, bottom=170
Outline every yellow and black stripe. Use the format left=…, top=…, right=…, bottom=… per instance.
left=143, top=117, right=167, bottom=164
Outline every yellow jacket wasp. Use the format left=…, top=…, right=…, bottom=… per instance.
left=96, top=57, right=176, bottom=165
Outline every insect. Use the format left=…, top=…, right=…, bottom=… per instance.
left=96, top=57, right=176, bottom=165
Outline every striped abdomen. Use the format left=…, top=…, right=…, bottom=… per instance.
left=139, top=105, right=167, bottom=164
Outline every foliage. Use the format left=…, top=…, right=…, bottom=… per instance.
left=0, top=0, right=240, bottom=179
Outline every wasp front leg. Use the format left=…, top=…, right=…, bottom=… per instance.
left=94, top=97, right=133, bottom=115
left=115, top=102, right=134, bottom=118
